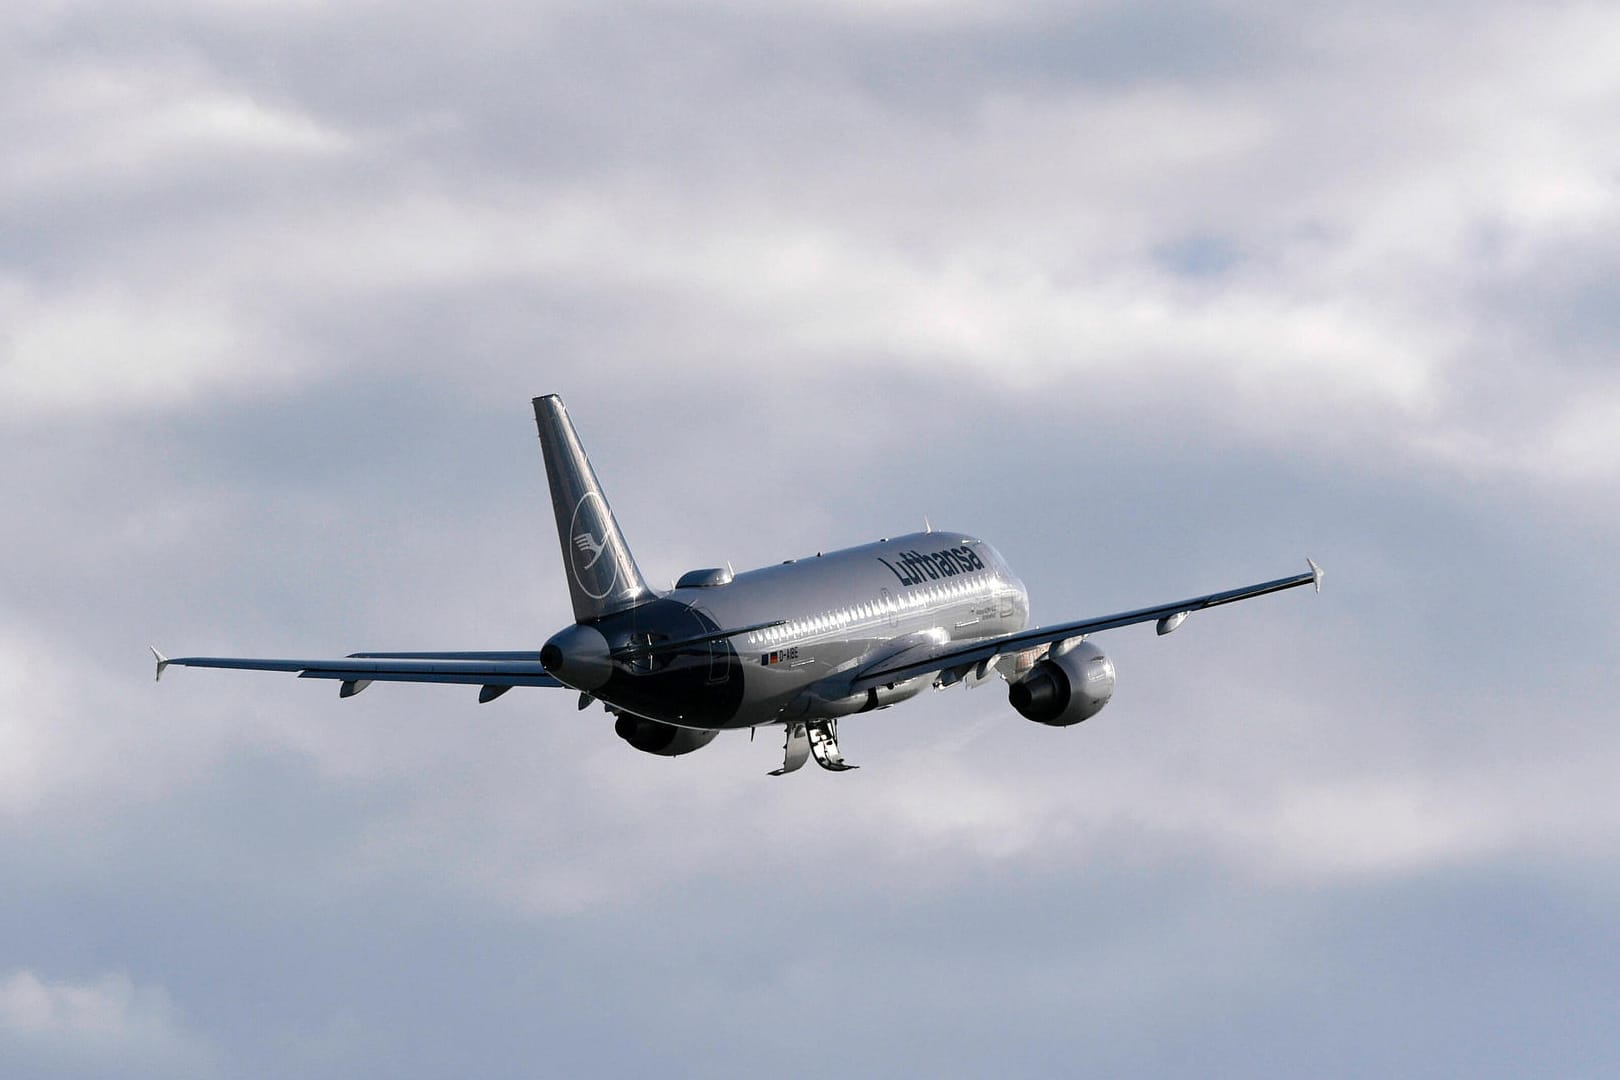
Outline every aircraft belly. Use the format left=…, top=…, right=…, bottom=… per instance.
left=730, top=634, right=878, bottom=726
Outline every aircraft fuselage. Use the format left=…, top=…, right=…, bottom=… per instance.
left=575, top=531, right=1029, bottom=730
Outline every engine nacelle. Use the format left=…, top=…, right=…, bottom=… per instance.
left=859, top=678, right=926, bottom=712
left=1008, top=640, right=1116, bottom=727
left=614, top=715, right=720, bottom=757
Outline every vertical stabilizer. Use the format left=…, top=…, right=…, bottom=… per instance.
left=533, top=395, right=652, bottom=622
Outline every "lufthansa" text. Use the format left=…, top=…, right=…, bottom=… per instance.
left=877, top=546, right=984, bottom=587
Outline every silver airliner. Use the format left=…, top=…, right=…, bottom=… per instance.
left=154, top=395, right=1321, bottom=774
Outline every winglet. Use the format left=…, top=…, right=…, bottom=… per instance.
left=1307, top=558, right=1324, bottom=594
left=150, top=646, right=170, bottom=682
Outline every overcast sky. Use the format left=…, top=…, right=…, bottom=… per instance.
left=3, top=1, right=1618, bottom=1076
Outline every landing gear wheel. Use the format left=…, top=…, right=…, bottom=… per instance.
left=807, top=719, right=857, bottom=772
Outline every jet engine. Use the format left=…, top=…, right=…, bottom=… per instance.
left=1008, top=640, right=1115, bottom=727
left=613, top=715, right=720, bottom=757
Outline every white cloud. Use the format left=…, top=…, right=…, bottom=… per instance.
left=0, top=624, right=231, bottom=820
left=0, top=45, right=349, bottom=420
left=0, top=629, right=107, bottom=817
left=4, top=3, right=1619, bottom=1076
left=2, top=0, right=1613, bottom=504
left=0, top=970, right=213, bottom=1076
left=1416, top=381, right=1620, bottom=486
left=0, top=279, right=305, bottom=420
left=1, top=53, right=348, bottom=192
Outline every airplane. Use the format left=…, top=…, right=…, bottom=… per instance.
left=153, top=394, right=1322, bottom=775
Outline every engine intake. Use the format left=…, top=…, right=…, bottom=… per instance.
left=614, top=715, right=720, bottom=757
left=1009, top=640, right=1115, bottom=727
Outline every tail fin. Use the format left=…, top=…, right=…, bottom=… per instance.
left=533, top=395, right=652, bottom=622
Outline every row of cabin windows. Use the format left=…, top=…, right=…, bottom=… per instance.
left=748, top=572, right=995, bottom=646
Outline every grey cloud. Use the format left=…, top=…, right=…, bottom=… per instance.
left=9, top=0, right=1615, bottom=503
left=5, top=0, right=1620, bottom=1075
left=6, top=746, right=1615, bottom=1078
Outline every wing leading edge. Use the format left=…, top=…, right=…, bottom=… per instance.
left=150, top=647, right=562, bottom=693
left=848, top=559, right=1323, bottom=692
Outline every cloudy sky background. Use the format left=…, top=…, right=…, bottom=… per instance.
left=4, top=0, right=1618, bottom=1075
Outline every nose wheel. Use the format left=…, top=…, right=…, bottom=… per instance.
left=768, top=720, right=858, bottom=775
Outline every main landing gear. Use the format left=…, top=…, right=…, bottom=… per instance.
left=768, top=719, right=857, bottom=775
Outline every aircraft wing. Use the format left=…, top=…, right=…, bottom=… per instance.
left=849, top=559, right=1322, bottom=693
left=151, top=648, right=561, bottom=698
